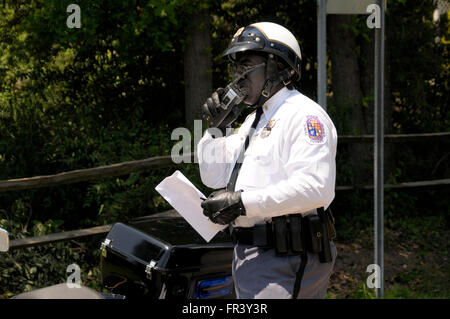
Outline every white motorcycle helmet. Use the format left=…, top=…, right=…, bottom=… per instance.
left=222, top=22, right=302, bottom=84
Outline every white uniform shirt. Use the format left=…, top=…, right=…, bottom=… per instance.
left=197, top=87, right=337, bottom=228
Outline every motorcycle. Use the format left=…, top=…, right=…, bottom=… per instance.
left=2, top=211, right=235, bottom=299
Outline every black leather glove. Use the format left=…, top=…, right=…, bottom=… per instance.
left=201, top=189, right=245, bottom=225
left=202, top=88, right=242, bottom=134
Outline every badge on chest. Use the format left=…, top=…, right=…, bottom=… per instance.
left=260, top=119, right=277, bottom=138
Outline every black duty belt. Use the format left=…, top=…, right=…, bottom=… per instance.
left=231, top=208, right=336, bottom=262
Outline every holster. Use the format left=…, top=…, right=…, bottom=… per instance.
left=309, top=207, right=335, bottom=263
left=304, top=214, right=323, bottom=253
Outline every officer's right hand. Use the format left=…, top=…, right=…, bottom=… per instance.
left=202, top=88, right=243, bottom=133
left=202, top=87, right=226, bottom=128
left=201, top=189, right=245, bottom=225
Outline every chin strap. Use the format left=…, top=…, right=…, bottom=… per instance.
left=253, top=55, right=295, bottom=108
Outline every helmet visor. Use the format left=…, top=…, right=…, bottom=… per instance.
left=221, top=41, right=265, bottom=61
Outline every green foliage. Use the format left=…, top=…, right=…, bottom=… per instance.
left=383, top=285, right=425, bottom=299
left=349, top=283, right=449, bottom=299
left=388, top=0, right=450, bottom=133
left=351, top=283, right=377, bottom=299
left=0, top=217, right=102, bottom=298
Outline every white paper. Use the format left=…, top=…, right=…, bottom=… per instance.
left=155, top=170, right=227, bottom=242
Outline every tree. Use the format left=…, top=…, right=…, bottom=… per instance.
left=328, top=14, right=371, bottom=186
left=184, top=8, right=213, bottom=128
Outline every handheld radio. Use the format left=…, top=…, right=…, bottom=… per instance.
left=204, top=62, right=265, bottom=128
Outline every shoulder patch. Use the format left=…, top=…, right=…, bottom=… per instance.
left=304, top=115, right=326, bottom=144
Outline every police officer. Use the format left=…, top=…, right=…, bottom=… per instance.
left=198, top=22, right=337, bottom=299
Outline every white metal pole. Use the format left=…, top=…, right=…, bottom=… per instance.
left=317, top=0, right=327, bottom=110
left=374, top=0, right=385, bottom=298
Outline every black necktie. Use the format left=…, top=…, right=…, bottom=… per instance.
left=226, top=107, right=263, bottom=191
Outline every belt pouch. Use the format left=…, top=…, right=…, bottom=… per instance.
left=288, top=214, right=304, bottom=253
left=253, top=224, right=271, bottom=247
left=272, top=216, right=288, bottom=255
left=318, top=208, right=332, bottom=263
left=305, top=215, right=323, bottom=253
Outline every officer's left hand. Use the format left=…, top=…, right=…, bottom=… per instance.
left=201, top=189, right=245, bottom=225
